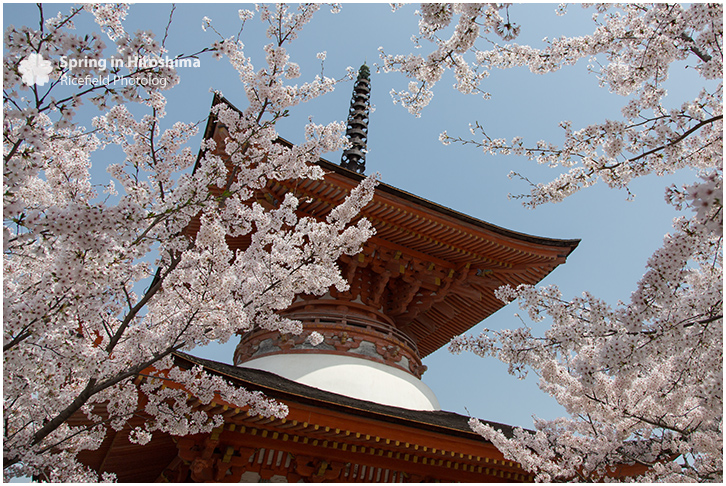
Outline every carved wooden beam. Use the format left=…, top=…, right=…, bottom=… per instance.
left=370, top=270, right=391, bottom=307
left=387, top=279, right=422, bottom=316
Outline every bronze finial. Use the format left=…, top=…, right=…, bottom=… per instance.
left=341, top=64, right=371, bottom=174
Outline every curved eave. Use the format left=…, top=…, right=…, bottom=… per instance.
left=197, top=95, right=580, bottom=356
left=173, top=352, right=521, bottom=440
left=317, top=157, right=579, bottom=253
left=197, top=94, right=579, bottom=256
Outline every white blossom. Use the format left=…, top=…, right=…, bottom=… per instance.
left=3, top=4, right=375, bottom=481
left=307, top=331, right=325, bottom=346
left=410, top=4, right=724, bottom=481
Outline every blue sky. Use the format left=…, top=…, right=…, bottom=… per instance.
left=4, top=3, right=706, bottom=428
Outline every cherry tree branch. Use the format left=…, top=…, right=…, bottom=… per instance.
left=628, top=115, right=723, bottom=164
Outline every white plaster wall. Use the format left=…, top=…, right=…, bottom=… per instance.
left=239, top=354, right=440, bottom=411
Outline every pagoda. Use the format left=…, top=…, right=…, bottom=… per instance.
left=230, top=64, right=577, bottom=413
left=71, top=67, right=628, bottom=483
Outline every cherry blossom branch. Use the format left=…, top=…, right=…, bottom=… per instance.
left=394, top=4, right=723, bottom=481
left=628, top=115, right=723, bottom=164
left=679, top=32, right=713, bottom=63
left=21, top=344, right=185, bottom=460
left=105, top=252, right=182, bottom=354
left=11, top=306, right=207, bottom=464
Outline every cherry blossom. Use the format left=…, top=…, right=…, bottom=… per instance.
left=389, top=3, right=722, bottom=482
left=307, top=331, right=325, bottom=346
left=4, top=4, right=374, bottom=481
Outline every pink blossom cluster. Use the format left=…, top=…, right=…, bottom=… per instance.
left=84, top=4, right=128, bottom=42
left=422, top=4, right=722, bottom=209
left=453, top=203, right=722, bottom=480
left=306, top=331, right=325, bottom=346
left=379, top=4, right=514, bottom=117
left=4, top=4, right=375, bottom=481
left=420, top=3, right=723, bottom=481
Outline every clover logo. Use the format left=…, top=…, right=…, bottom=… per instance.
left=19, top=53, right=53, bottom=86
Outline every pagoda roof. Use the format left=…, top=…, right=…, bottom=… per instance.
left=178, top=352, right=516, bottom=438
left=76, top=352, right=534, bottom=482
left=74, top=353, right=648, bottom=482
left=199, top=95, right=579, bottom=357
